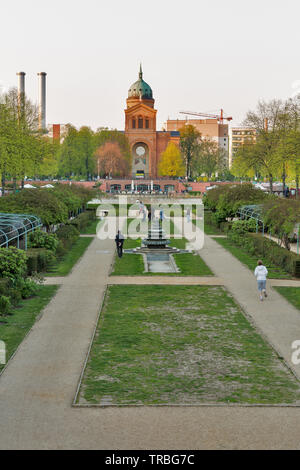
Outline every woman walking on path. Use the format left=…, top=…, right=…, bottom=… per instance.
left=254, top=260, right=268, bottom=301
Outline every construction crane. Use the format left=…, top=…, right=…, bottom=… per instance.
left=179, top=109, right=233, bottom=124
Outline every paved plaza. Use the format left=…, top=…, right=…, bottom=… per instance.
left=0, top=220, right=300, bottom=449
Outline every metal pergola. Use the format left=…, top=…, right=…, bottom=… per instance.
left=0, top=213, right=42, bottom=250
left=237, top=204, right=300, bottom=255
left=237, top=205, right=265, bottom=234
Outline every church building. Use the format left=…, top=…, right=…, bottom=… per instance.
left=124, top=65, right=180, bottom=179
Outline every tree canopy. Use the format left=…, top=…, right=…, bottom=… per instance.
left=158, top=142, right=185, bottom=177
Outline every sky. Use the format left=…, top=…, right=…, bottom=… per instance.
left=1, top=0, right=300, bottom=131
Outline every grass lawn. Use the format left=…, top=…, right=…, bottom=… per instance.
left=77, top=285, right=300, bottom=405
left=274, top=287, right=300, bottom=310
left=193, top=211, right=222, bottom=235
left=0, top=285, right=59, bottom=373
left=212, top=237, right=292, bottom=279
left=47, top=237, right=93, bottom=276
left=173, top=253, right=213, bottom=276
left=110, top=236, right=213, bottom=276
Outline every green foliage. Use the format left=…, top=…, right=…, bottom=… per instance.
left=0, top=246, right=27, bottom=280
left=56, top=224, right=79, bottom=253
left=227, top=230, right=299, bottom=277
left=0, top=188, right=68, bottom=227
left=262, top=198, right=300, bottom=239
left=68, top=210, right=96, bottom=232
left=58, top=126, right=131, bottom=179
left=0, top=88, right=59, bottom=186
left=26, top=248, right=55, bottom=275
left=231, top=219, right=256, bottom=235
left=28, top=229, right=58, bottom=253
left=179, top=124, right=200, bottom=178
left=0, top=184, right=93, bottom=227
left=18, top=278, right=39, bottom=299
left=0, top=295, right=11, bottom=315
left=203, top=183, right=271, bottom=223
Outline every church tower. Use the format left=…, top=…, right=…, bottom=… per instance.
left=125, top=65, right=158, bottom=178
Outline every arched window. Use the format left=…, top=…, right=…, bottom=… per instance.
left=145, top=119, right=149, bottom=129
left=132, top=118, right=136, bottom=129
left=138, top=117, right=143, bottom=129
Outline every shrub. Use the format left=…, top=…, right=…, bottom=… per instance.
left=0, top=295, right=11, bottom=315
left=0, top=189, right=68, bottom=227
left=0, top=278, right=11, bottom=296
left=55, top=224, right=79, bottom=251
left=26, top=248, right=55, bottom=275
left=18, top=278, right=39, bottom=299
left=8, top=286, right=22, bottom=306
left=28, top=229, right=59, bottom=253
left=68, top=210, right=95, bottom=231
left=227, top=230, right=300, bottom=277
left=231, top=219, right=256, bottom=235
left=203, top=183, right=272, bottom=222
left=0, top=247, right=27, bottom=280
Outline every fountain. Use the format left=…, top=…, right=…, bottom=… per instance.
left=124, top=218, right=190, bottom=273
left=143, top=219, right=170, bottom=249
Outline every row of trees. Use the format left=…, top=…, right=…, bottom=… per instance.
left=58, top=127, right=131, bottom=179
left=0, top=87, right=131, bottom=187
left=158, top=125, right=228, bottom=179
left=232, top=96, right=300, bottom=194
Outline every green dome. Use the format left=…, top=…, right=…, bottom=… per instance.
left=128, top=65, right=153, bottom=99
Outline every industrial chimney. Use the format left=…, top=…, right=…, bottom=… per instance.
left=16, top=71, right=26, bottom=110
left=37, top=72, right=47, bottom=130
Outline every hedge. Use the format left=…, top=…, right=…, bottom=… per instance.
left=26, top=248, right=56, bottom=275
left=0, top=184, right=93, bottom=227
left=228, top=231, right=300, bottom=277
left=56, top=225, right=79, bottom=255
left=68, top=210, right=96, bottom=232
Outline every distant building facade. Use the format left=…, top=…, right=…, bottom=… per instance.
left=229, top=127, right=256, bottom=168
left=165, top=118, right=229, bottom=154
left=124, top=66, right=180, bottom=179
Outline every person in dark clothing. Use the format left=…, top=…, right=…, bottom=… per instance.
left=115, top=230, right=124, bottom=258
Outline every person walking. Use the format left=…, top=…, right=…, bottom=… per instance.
left=159, top=209, right=164, bottom=223
left=115, top=230, right=124, bottom=258
left=254, top=260, right=268, bottom=301
left=186, top=207, right=191, bottom=223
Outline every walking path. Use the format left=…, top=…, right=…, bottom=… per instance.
left=263, top=232, right=299, bottom=255
left=1, top=219, right=300, bottom=449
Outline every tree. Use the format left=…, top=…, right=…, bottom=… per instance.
left=179, top=125, right=200, bottom=178
left=192, top=138, right=227, bottom=179
left=95, top=142, right=127, bottom=177
left=242, top=98, right=299, bottom=192
left=158, top=142, right=185, bottom=177
left=0, top=88, right=40, bottom=192
left=285, top=129, right=300, bottom=198
left=58, top=127, right=131, bottom=179
left=94, top=128, right=131, bottom=174
left=57, top=125, right=79, bottom=177
left=76, top=126, right=95, bottom=179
